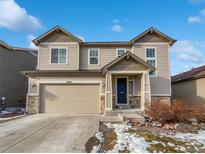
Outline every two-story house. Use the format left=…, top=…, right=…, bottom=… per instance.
left=23, top=25, right=176, bottom=115
left=0, top=40, right=37, bottom=107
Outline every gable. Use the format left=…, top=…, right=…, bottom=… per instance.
left=109, top=58, right=147, bottom=71
left=39, top=31, right=78, bottom=43
left=134, top=32, right=169, bottom=43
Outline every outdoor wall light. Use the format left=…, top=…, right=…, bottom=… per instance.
left=31, top=83, right=36, bottom=87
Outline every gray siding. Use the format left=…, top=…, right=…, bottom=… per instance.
left=0, top=46, right=37, bottom=106
left=172, top=78, right=205, bottom=103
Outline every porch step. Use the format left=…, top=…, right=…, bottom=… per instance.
left=100, top=115, right=122, bottom=122
left=118, top=113, right=145, bottom=123
left=105, top=109, right=143, bottom=116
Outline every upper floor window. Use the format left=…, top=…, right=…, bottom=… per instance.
left=146, top=48, right=157, bottom=76
left=116, top=48, right=126, bottom=57
left=50, top=48, right=67, bottom=64
left=88, top=48, right=99, bottom=65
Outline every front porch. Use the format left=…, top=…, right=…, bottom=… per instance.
left=112, top=75, right=142, bottom=110
left=101, top=51, right=155, bottom=116
left=104, top=71, right=151, bottom=116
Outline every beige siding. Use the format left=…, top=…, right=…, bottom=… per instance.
left=133, top=44, right=170, bottom=95
left=109, top=58, right=147, bottom=71
left=40, top=31, right=78, bottom=42
left=80, top=46, right=132, bottom=70
left=172, top=78, right=205, bottom=103
left=196, top=78, right=205, bottom=103
left=38, top=43, right=79, bottom=70
left=36, top=31, right=171, bottom=97
left=0, top=46, right=37, bottom=106
left=134, top=32, right=168, bottom=43
left=28, top=75, right=105, bottom=95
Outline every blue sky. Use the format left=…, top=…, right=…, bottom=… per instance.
left=0, top=0, right=205, bottom=74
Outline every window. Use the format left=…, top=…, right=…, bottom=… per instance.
left=146, top=48, right=157, bottom=76
left=116, top=48, right=126, bottom=57
left=89, top=48, right=99, bottom=65
left=51, top=48, right=67, bottom=64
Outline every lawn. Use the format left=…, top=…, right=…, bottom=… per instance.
left=88, top=123, right=205, bottom=153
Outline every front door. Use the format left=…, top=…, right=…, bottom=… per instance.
left=117, top=78, right=127, bottom=104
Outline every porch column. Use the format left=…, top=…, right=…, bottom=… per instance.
left=141, top=73, right=145, bottom=110
left=141, top=72, right=151, bottom=110
left=105, top=72, right=112, bottom=110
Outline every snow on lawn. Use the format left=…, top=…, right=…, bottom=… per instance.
left=92, top=123, right=205, bottom=153
left=105, top=123, right=149, bottom=153
left=91, top=132, right=104, bottom=153
left=0, top=107, right=25, bottom=116
left=167, top=130, right=205, bottom=148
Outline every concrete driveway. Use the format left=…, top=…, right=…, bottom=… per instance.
left=0, top=114, right=99, bottom=153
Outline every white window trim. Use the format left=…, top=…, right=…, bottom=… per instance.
left=88, top=48, right=100, bottom=65
left=116, top=48, right=126, bottom=58
left=50, top=47, right=68, bottom=64
left=145, top=47, right=158, bottom=77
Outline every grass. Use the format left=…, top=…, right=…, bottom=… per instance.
left=128, top=128, right=205, bottom=153
left=86, top=123, right=205, bottom=153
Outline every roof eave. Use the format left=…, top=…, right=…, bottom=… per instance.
left=129, top=27, right=177, bottom=45
left=33, top=25, right=83, bottom=46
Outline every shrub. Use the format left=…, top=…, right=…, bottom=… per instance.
left=145, top=100, right=174, bottom=123
left=145, top=99, right=205, bottom=123
left=188, top=103, right=205, bottom=123
left=171, top=99, right=189, bottom=123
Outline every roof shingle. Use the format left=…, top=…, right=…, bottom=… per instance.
left=172, top=65, right=205, bottom=83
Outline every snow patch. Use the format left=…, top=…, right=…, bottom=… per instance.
left=167, top=130, right=205, bottom=148
left=91, top=132, right=104, bottom=153
left=0, top=111, right=11, bottom=114
left=95, top=132, right=104, bottom=142
left=105, top=123, right=149, bottom=153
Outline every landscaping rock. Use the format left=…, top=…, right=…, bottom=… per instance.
left=199, top=123, right=205, bottom=130
left=162, top=124, right=175, bottom=130
left=175, top=123, right=200, bottom=133
left=126, top=118, right=144, bottom=127
left=150, top=121, right=162, bottom=127
left=188, top=118, right=198, bottom=126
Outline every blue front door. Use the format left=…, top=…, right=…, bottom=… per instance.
left=117, top=78, right=127, bottom=104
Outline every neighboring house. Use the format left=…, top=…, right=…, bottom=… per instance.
left=23, top=25, right=176, bottom=115
left=172, top=65, right=205, bottom=103
left=0, top=40, right=37, bottom=107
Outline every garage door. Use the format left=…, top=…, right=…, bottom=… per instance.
left=40, top=84, right=100, bottom=114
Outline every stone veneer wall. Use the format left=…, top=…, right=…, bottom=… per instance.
left=100, top=95, right=105, bottom=114
left=129, top=96, right=141, bottom=108
left=26, top=95, right=39, bottom=114
left=112, top=95, right=141, bottom=109
left=151, top=96, right=171, bottom=104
